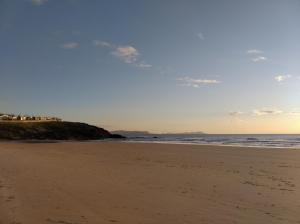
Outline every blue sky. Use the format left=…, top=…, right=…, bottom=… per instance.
left=1, top=0, right=300, bottom=133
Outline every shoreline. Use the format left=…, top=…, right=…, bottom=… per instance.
left=121, top=139, right=300, bottom=149
left=1, top=139, right=300, bottom=149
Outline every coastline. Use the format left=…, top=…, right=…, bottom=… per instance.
left=121, top=139, right=300, bottom=149
left=1, top=141, right=300, bottom=223
left=3, top=138, right=300, bottom=149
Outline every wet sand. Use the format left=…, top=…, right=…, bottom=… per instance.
left=0, top=141, right=300, bottom=224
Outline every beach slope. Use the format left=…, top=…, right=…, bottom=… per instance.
left=0, top=142, right=299, bottom=224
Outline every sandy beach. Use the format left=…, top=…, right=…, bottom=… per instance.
left=0, top=142, right=299, bottom=224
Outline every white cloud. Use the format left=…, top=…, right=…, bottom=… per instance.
left=246, top=49, right=263, bottom=54
left=94, top=40, right=151, bottom=68
left=197, top=33, right=205, bottom=40
left=274, top=74, right=292, bottom=82
left=251, top=56, right=267, bottom=62
left=177, top=77, right=220, bottom=88
left=135, top=62, right=152, bottom=68
left=228, top=109, right=300, bottom=116
left=246, top=49, right=268, bottom=62
left=112, top=46, right=139, bottom=64
left=253, top=109, right=283, bottom=116
left=229, top=111, right=244, bottom=116
left=61, top=42, right=79, bottom=49
left=31, top=0, right=48, bottom=5
left=93, top=40, right=112, bottom=48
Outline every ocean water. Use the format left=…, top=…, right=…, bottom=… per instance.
left=125, top=134, right=300, bottom=149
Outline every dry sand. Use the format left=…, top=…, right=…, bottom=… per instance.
left=0, top=141, right=300, bottom=224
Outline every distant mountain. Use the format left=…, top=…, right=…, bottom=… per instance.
left=0, top=121, right=125, bottom=140
left=111, top=130, right=206, bottom=137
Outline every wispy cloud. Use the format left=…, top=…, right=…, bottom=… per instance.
left=251, top=56, right=267, bottom=62
left=228, top=111, right=248, bottom=123
left=246, top=49, right=268, bottom=62
left=31, top=0, right=48, bottom=5
left=253, top=109, right=283, bottom=116
left=246, top=49, right=263, bottom=54
left=197, top=33, right=205, bottom=40
left=135, top=62, right=152, bottom=68
left=229, top=109, right=300, bottom=116
left=93, top=40, right=152, bottom=68
left=229, top=111, right=244, bottom=116
left=288, top=110, right=300, bottom=116
left=274, top=74, right=292, bottom=82
left=177, top=77, right=220, bottom=88
left=61, top=42, right=79, bottom=49
left=93, top=40, right=112, bottom=48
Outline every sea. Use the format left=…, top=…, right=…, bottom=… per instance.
left=123, top=134, right=300, bottom=149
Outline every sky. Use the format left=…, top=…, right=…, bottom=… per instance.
left=0, top=0, right=300, bottom=134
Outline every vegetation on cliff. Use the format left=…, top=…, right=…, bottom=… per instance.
left=0, top=121, right=124, bottom=140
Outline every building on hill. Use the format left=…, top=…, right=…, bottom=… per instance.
left=0, top=115, right=10, bottom=120
left=0, top=113, right=62, bottom=122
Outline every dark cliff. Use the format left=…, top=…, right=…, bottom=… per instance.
left=0, top=121, right=124, bottom=140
